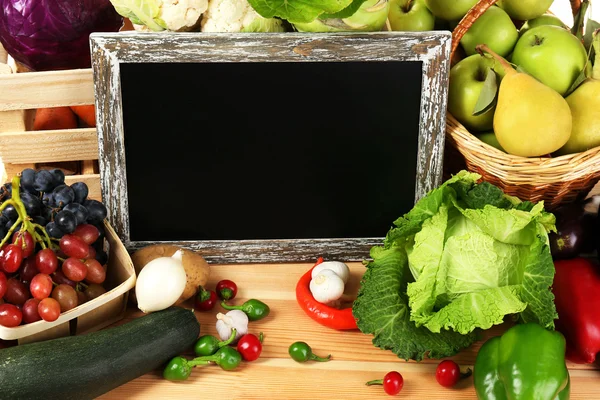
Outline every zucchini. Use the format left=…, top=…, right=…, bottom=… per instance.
left=0, top=306, right=200, bottom=400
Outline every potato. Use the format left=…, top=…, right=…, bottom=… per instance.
left=130, top=245, right=210, bottom=305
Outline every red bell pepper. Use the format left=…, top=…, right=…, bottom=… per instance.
left=553, top=257, right=600, bottom=364
left=296, top=257, right=358, bottom=330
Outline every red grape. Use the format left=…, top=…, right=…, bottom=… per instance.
left=52, top=284, right=78, bottom=312
left=35, top=248, right=58, bottom=274
left=0, top=303, right=22, bottom=327
left=86, top=245, right=96, bottom=259
left=59, top=235, right=89, bottom=259
left=30, top=273, right=53, bottom=300
left=2, top=244, right=23, bottom=273
left=84, top=259, right=106, bottom=284
left=38, top=298, right=60, bottom=322
left=12, top=231, right=35, bottom=258
left=22, top=298, right=41, bottom=323
left=19, top=257, right=39, bottom=282
left=77, top=290, right=87, bottom=305
left=73, top=224, right=100, bottom=245
left=52, top=270, right=76, bottom=288
left=84, top=283, right=106, bottom=300
left=4, top=278, right=30, bottom=305
left=0, top=272, right=6, bottom=299
left=62, top=258, right=87, bottom=282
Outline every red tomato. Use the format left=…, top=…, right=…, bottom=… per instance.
left=436, top=360, right=461, bottom=388
left=194, top=287, right=217, bottom=311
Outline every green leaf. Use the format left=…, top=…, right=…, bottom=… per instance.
left=109, top=0, right=166, bottom=31
left=517, top=232, right=558, bottom=329
left=572, top=0, right=590, bottom=40
left=564, top=67, right=589, bottom=97
left=449, top=180, right=512, bottom=210
left=246, top=0, right=353, bottom=23
left=472, top=68, right=498, bottom=117
left=584, top=19, right=600, bottom=51
left=320, top=0, right=368, bottom=19
left=352, top=246, right=477, bottom=362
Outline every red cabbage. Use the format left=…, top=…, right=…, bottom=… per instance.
left=0, top=0, right=123, bottom=71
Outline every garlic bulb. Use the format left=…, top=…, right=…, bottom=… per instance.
left=135, top=250, right=187, bottom=313
left=311, top=261, right=350, bottom=284
left=216, top=310, right=248, bottom=343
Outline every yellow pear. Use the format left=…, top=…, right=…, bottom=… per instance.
left=476, top=45, right=572, bottom=157
left=556, top=79, right=600, bottom=155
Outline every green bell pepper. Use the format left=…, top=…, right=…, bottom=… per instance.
left=474, top=323, right=570, bottom=400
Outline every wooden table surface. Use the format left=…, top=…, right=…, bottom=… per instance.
left=98, top=262, right=600, bottom=400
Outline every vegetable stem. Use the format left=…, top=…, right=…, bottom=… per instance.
left=219, top=329, right=237, bottom=347
left=310, top=353, right=332, bottom=362
left=365, top=379, right=383, bottom=386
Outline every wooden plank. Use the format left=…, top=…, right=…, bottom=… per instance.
left=65, top=174, right=101, bottom=201
left=99, top=263, right=600, bottom=399
left=0, top=128, right=98, bottom=163
left=0, top=69, right=94, bottom=111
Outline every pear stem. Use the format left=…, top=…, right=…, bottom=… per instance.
left=476, top=44, right=515, bottom=76
left=403, top=0, right=414, bottom=12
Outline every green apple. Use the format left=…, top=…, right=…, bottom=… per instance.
left=496, top=0, right=553, bottom=21
left=388, top=0, right=435, bottom=31
left=460, top=6, right=518, bottom=57
left=512, top=25, right=588, bottom=96
left=448, top=54, right=506, bottom=132
left=519, top=14, right=568, bottom=36
left=424, top=0, right=478, bottom=21
left=478, top=132, right=506, bottom=152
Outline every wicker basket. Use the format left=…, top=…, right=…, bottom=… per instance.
left=445, top=0, right=600, bottom=209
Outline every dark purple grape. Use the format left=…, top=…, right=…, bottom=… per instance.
left=34, top=170, right=55, bottom=192
left=32, top=216, right=47, bottom=226
left=63, top=203, right=89, bottom=225
left=55, top=210, right=77, bottom=234
left=49, top=169, right=65, bottom=186
left=42, top=192, right=56, bottom=207
left=94, top=249, right=108, bottom=266
left=46, top=222, right=64, bottom=239
left=20, top=191, right=41, bottom=216
left=52, top=185, right=75, bottom=207
left=6, top=219, right=21, bottom=231
left=71, top=182, right=89, bottom=204
left=2, top=205, right=18, bottom=220
left=84, top=200, right=107, bottom=223
left=20, top=168, right=38, bottom=195
left=41, top=206, right=53, bottom=222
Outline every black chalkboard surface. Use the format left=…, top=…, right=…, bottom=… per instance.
left=120, top=61, right=422, bottom=242
left=90, top=32, right=452, bottom=263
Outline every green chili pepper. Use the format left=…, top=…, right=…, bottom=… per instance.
left=288, top=341, right=331, bottom=363
left=200, top=346, right=243, bottom=371
left=194, top=329, right=237, bottom=357
left=221, top=299, right=270, bottom=321
left=163, top=356, right=194, bottom=381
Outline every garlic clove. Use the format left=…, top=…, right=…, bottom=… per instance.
left=311, top=261, right=350, bottom=284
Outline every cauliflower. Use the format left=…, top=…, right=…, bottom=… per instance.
left=111, top=0, right=208, bottom=32
left=201, top=0, right=285, bottom=32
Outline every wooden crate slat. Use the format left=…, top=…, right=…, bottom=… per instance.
left=65, top=174, right=101, bottom=201
left=0, top=69, right=94, bottom=111
left=0, top=128, right=98, bottom=163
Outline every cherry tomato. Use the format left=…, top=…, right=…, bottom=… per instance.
left=0, top=303, right=22, bottom=327
left=12, top=231, right=34, bottom=259
left=194, top=287, right=217, bottom=311
left=436, top=360, right=461, bottom=388
left=383, top=371, right=404, bottom=395
left=366, top=371, right=404, bottom=396
left=216, top=279, right=237, bottom=300
left=2, top=244, right=23, bottom=273
left=237, top=333, right=263, bottom=361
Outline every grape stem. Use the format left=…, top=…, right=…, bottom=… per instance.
left=0, top=176, right=53, bottom=251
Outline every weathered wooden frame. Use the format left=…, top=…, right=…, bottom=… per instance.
left=90, top=31, right=451, bottom=263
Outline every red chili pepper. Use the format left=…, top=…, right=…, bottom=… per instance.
left=553, top=258, right=600, bottom=364
left=216, top=279, right=238, bottom=301
left=295, top=257, right=357, bottom=330
left=194, top=286, right=218, bottom=311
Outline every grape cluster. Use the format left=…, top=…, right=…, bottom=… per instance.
left=0, top=168, right=107, bottom=244
left=0, top=169, right=110, bottom=328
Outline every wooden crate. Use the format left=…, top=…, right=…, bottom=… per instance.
left=0, top=48, right=100, bottom=199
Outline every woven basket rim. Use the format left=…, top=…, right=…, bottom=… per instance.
left=446, top=113, right=600, bottom=184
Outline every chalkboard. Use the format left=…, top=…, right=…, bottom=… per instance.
left=90, top=32, right=452, bottom=263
